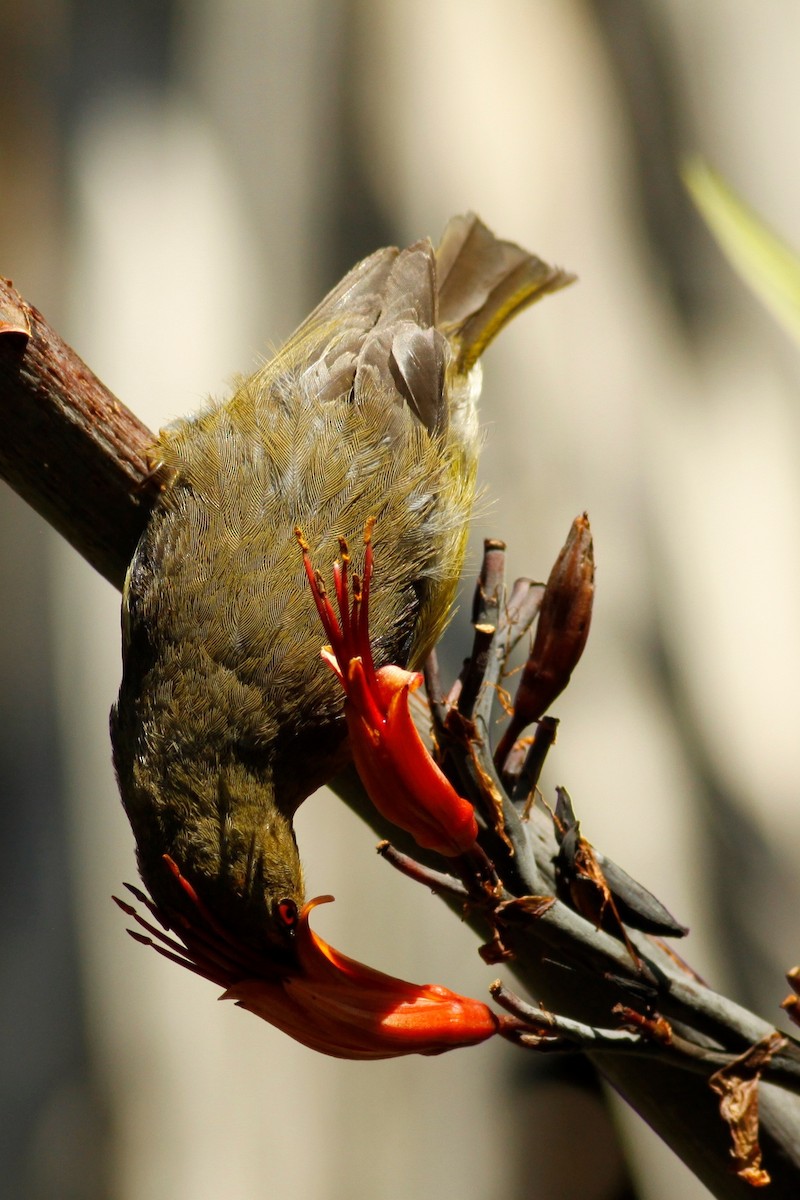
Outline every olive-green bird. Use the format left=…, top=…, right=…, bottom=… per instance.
left=111, top=213, right=572, bottom=963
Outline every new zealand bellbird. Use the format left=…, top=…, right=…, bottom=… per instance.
left=111, top=213, right=572, bottom=964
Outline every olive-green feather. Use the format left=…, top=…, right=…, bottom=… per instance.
left=111, top=214, right=572, bottom=953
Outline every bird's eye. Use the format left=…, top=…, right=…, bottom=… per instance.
left=278, top=898, right=298, bottom=929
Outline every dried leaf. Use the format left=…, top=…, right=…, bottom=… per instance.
left=480, top=895, right=555, bottom=963
left=503, top=894, right=556, bottom=919
left=708, top=1031, right=787, bottom=1188
left=478, top=931, right=515, bottom=965
left=613, top=1004, right=673, bottom=1044
left=553, top=788, right=687, bottom=949
left=553, top=789, right=640, bottom=967
left=468, top=737, right=514, bottom=853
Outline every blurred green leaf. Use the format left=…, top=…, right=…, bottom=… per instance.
left=683, top=156, right=800, bottom=343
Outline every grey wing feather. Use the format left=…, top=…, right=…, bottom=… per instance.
left=353, top=240, right=448, bottom=434
left=387, top=324, right=447, bottom=434
left=436, top=212, right=575, bottom=369
left=277, top=240, right=448, bottom=435
left=302, top=246, right=400, bottom=330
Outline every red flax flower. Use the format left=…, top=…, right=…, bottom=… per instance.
left=116, top=858, right=498, bottom=1059
left=297, top=521, right=479, bottom=856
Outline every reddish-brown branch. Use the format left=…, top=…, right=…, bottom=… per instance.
left=0, top=276, right=161, bottom=588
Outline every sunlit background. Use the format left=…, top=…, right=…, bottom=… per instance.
left=3, top=3, right=800, bottom=1198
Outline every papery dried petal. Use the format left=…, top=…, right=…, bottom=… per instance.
left=709, top=1032, right=787, bottom=1188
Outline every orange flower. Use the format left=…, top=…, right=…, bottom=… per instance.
left=298, top=524, right=479, bottom=857
left=116, top=861, right=498, bottom=1059
left=229, top=896, right=498, bottom=1059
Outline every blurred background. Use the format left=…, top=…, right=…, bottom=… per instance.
left=3, top=2, right=800, bottom=1197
